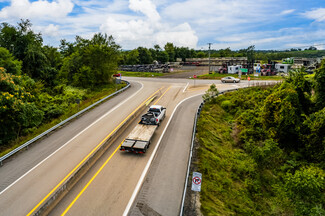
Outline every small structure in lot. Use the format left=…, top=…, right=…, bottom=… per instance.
left=227, top=65, right=242, bottom=74
left=275, top=64, right=292, bottom=73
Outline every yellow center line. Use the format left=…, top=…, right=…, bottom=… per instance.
left=153, top=86, right=171, bottom=105
left=62, top=86, right=171, bottom=215
left=27, top=87, right=163, bottom=216
left=61, top=140, right=124, bottom=216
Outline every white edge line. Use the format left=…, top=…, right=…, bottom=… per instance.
left=123, top=93, right=203, bottom=216
left=0, top=82, right=144, bottom=196
left=183, top=82, right=189, bottom=93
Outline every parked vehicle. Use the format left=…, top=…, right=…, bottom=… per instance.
left=218, top=63, right=228, bottom=74
left=261, top=62, right=278, bottom=76
left=275, top=64, right=291, bottom=73
left=120, top=105, right=166, bottom=153
left=221, top=76, right=240, bottom=83
left=113, top=73, right=121, bottom=77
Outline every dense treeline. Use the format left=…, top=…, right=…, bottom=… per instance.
left=120, top=44, right=325, bottom=65
left=0, top=20, right=121, bottom=147
left=197, top=65, right=325, bottom=215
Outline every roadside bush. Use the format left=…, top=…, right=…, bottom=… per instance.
left=284, top=166, right=325, bottom=215
left=220, top=100, right=233, bottom=111
left=260, top=82, right=302, bottom=149
left=245, top=139, right=284, bottom=169
left=301, top=107, right=325, bottom=166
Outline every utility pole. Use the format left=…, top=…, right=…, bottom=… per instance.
left=208, top=43, right=212, bottom=74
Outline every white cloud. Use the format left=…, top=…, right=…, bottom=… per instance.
left=43, top=24, right=60, bottom=37
left=0, top=0, right=74, bottom=20
left=281, top=9, right=295, bottom=15
left=129, top=0, right=160, bottom=22
left=303, top=8, right=325, bottom=22
left=100, top=0, right=198, bottom=49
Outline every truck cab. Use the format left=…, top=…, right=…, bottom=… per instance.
left=141, top=105, right=166, bottom=125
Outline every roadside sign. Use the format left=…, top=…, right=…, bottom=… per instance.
left=240, top=68, right=248, bottom=73
left=193, top=75, right=197, bottom=78
left=248, top=77, right=251, bottom=81
left=191, top=172, right=202, bottom=192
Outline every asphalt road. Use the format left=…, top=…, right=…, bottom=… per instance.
left=128, top=95, right=203, bottom=216
left=0, top=76, right=278, bottom=216
left=0, top=80, right=161, bottom=215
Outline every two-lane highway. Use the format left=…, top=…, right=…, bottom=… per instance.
left=0, top=80, right=167, bottom=215
left=0, top=76, right=277, bottom=216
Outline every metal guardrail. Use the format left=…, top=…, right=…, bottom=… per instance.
left=179, top=81, right=279, bottom=215
left=0, top=81, right=131, bottom=166
left=179, top=100, right=202, bottom=216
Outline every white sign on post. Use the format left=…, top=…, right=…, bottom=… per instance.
left=191, top=172, right=202, bottom=192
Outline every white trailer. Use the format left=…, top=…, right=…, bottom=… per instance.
left=228, top=65, right=242, bottom=74
left=275, top=63, right=291, bottom=73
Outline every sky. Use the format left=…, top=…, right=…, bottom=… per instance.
left=0, top=0, right=325, bottom=50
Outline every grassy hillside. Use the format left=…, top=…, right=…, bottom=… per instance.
left=197, top=82, right=325, bottom=215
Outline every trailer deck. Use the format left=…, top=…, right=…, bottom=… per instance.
left=120, top=124, right=158, bottom=153
left=127, top=124, right=157, bottom=141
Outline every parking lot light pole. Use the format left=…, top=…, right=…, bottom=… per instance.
left=208, top=43, right=212, bottom=74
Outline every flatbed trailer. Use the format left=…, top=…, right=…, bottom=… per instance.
left=120, top=124, right=158, bottom=153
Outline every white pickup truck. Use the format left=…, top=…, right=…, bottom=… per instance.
left=120, top=105, right=166, bottom=153
left=140, top=105, right=166, bottom=126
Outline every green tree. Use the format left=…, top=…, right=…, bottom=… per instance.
left=261, top=82, right=302, bottom=149
left=164, top=42, right=175, bottom=62
left=0, top=69, right=43, bottom=144
left=302, top=107, right=325, bottom=165
left=157, top=51, right=169, bottom=63
left=286, top=68, right=312, bottom=114
left=59, top=39, right=76, bottom=57
left=0, top=47, right=22, bottom=75
left=314, top=59, right=325, bottom=110
left=203, top=84, right=219, bottom=103
left=137, top=47, right=153, bottom=64
left=284, top=166, right=325, bottom=215
left=0, top=20, right=59, bottom=86
left=59, top=33, right=120, bottom=88
left=217, top=47, right=232, bottom=57
left=125, top=49, right=139, bottom=65
left=196, top=51, right=206, bottom=58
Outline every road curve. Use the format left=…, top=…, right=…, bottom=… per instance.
left=128, top=94, right=203, bottom=216
left=0, top=80, right=162, bottom=215
left=0, top=76, right=277, bottom=216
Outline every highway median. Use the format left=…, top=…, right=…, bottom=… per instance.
left=28, top=90, right=161, bottom=216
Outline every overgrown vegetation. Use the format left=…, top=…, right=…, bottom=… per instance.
left=0, top=20, right=123, bottom=151
left=119, top=44, right=325, bottom=66
left=197, top=65, right=325, bottom=215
